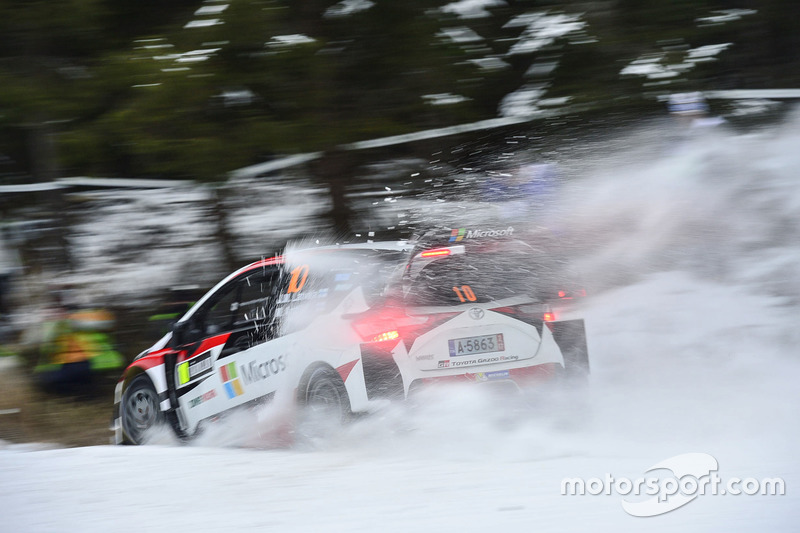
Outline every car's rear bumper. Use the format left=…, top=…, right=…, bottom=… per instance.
left=407, top=362, right=560, bottom=393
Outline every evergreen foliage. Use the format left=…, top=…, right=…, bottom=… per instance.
left=0, top=0, right=797, bottom=181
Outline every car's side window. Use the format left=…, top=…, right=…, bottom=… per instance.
left=179, top=267, right=281, bottom=348
left=233, top=272, right=274, bottom=327
left=203, top=284, right=240, bottom=335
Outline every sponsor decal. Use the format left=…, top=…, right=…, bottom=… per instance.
left=449, top=227, right=514, bottom=242
left=177, top=351, right=213, bottom=385
left=415, top=354, right=435, bottom=361
left=449, top=228, right=466, bottom=242
left=240, top=355, right=287, bottom=385
left=287, top=264, right=309, bottom=294
left=188, top=389, right=217, bottom=408
left=449, top=355, right=519, bottom=368
left=220, top=362, right=245, bottom=399
left=475, top=370, right=510, bottom=382
left=336, top=359, right=358, bottom=382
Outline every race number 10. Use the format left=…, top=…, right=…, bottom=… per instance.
left=288, top=265, right=309, bottom=294
left=452, top=285, right=477, bottom=303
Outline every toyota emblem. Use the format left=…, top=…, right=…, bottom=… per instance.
left=469, top=308, right=485, bottom=320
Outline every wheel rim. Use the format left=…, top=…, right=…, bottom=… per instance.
left=296, top=369, right=350, bottom=443
left=307, top=379, right=343, bottom=413
left=124, top=385, right=160, bottom=441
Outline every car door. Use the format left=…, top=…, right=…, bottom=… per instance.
left=170, top=266, right=283, bottom=433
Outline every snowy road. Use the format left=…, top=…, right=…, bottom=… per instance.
left=2, top=116, right=800, bottom=532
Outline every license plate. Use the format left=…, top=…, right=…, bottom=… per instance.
left=448, top=333, right=505, bottom=357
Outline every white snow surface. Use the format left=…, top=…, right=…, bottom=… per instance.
left=3, top=116, right=800, bottom=531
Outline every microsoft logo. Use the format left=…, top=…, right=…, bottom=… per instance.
left=449, top=227, right=514, bottom=242
left=219, top=362, right=244, bottom=399
left=449, top=228, right=465, bottom=242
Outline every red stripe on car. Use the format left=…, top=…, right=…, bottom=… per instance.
left=336, top=360, right=359, bottom=383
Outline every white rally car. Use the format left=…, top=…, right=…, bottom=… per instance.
left=112, top=231, right=588, bottom=444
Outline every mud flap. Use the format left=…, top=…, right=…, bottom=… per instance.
left=548, top=319, right=589, bottom=379
left=360, top=344, right=404, bottom=401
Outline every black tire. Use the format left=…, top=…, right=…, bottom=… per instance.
left=120, top=375, right=165, bottom=445
left=296, top=366, right=351, bottom=442
left=302, top=366, right=351, bottom=421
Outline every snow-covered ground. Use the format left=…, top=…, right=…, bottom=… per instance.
left=2, top=114, right=800, bottom=532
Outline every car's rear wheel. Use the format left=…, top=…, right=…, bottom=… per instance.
left=297, top=366, right=351, bottom=442
left=304, top=366, right=350, bottom=420
left=121, top=375, right=164, bottom=444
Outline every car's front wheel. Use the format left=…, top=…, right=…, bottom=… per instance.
left=120, top=374, right=165, bottom=444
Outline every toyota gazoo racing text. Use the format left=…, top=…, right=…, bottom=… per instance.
left=112, top=231, right=588, bottom=445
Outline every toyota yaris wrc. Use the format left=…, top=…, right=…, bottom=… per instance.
left=112, top=231, right=588, bottom=444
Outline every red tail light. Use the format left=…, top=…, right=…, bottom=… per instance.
left=490, top=303, right=541, bottom=319
left=419, top=248, right=452, bottom=258
left=352, top=319, right=398, bottom=344
left=492, top=303, right=556, bottom=324
left=371, top=330, right=400, bottom=343
left=555, top=289, right=587, bottom=300
left=489, top=306, right=518, bottom=315
left=351, top=309, right=425, bottom=344
left=351, top=309, right=458, bottom=345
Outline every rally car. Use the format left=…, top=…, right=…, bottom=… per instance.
left=112, top=230, right=588, bottom=444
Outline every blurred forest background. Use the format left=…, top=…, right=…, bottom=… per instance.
left=1, top=0, right=798, bottom=183
left=2, top=0, right=800, bottom=349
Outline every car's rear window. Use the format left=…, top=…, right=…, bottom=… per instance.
left=403, top=240, right=559, bottom=306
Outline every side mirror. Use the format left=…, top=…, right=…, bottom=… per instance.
left=172, top=319, right=205, bottom=346
left=171, top=321, right=187, bottom=346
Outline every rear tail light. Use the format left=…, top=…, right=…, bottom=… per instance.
left=351, top=309, right=458, bottom=346
left=412, top=245, right=464, bottom=262
left=351, top=309, right=426, bottom=344
left=546, top=288, right=587, bottom=327
left=370, top=330, right=400, bottom=343
left=491, top=302, right=556, bottom=326
left=555, top=288, right=587, bottom=300
left=419, top=248, right=452, bottom=258
left=490, top=303, right=546, bottom=319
